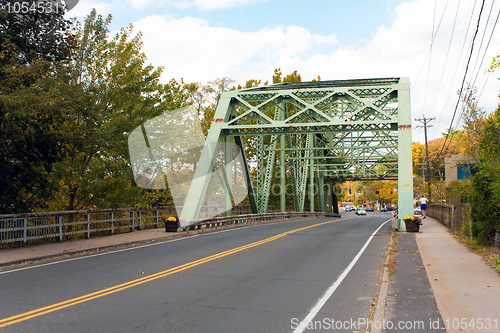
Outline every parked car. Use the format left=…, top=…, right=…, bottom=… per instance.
left=414, top=207, right=422, bottom=215
left=366, top=207, right=374, bottom=212
left=381, top=207, right=387, bottom=212
left=345, top=206, right=356, bottom=212
left=355, top=207, right=366, bottom=215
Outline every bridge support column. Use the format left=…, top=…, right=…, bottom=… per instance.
left=280, top=102, right=286, bottom=212
left=225, top=136, right=233, bottom=216
left=397, top=78, right=413, bottom=231
left=309, top=134, right=315, bottom=212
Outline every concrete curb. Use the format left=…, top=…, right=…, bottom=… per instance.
left=371, top=229, right=396, bottom=333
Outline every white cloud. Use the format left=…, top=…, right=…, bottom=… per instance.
left=133, top=15, right=337, bottom=83
left=190, top=0, right=264, bottom=10
left=129, top=0, right=157, bottom=10
left=65, top=0, right=114, bottom=18
left=128, top=0, right=264, bottom=11
left=132, top=0, right=500, bottom=142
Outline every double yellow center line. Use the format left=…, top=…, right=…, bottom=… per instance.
left=0, top=217, right=349, bottom=328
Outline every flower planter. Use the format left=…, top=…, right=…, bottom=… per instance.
left=163, top=217, right=179, bottom=232
left=403, top=216, right=421, bottom=232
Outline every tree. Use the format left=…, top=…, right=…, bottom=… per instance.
left=467, top=55, right=500, bottom=244
left=48, top=10, right=188, bottom=211
left=0, top=0, right=76, bottom=64
left=461, top=86, right=488, bottom=155
left=0, top=3, right=76, bottom=213
left=470, top=107, right=500, bottom=244
left=272, top=68, right=302, bottom=84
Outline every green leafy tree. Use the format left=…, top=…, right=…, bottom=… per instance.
left=49, top=10, right=187, bottom=211
left=470, top=107, right=500, bottom=244
left=0, top=3, right=76, bottom=213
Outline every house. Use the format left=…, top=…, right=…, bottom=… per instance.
left=444, top=154, right=479, bottom=186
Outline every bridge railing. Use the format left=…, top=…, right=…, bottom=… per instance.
left=0, top=205, right=297, bottom=248
left=427, top=203, right=470, bottom=236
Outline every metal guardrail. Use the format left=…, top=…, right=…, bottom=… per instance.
left=428, top=204, right=500, bottom=251
left=0, top=205, right=321, bottom=248
left=427, top=203, right=470, bottom=236
left=0, top=207, right=173, bottom=248
left=185, top=212, right=340, bottom=231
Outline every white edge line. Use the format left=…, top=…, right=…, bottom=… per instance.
left=292, top=219, right=391, bottom=333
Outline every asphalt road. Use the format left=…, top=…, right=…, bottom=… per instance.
left=0, top=213, right=393, bottom=333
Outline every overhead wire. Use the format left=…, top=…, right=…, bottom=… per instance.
left=472, top=6, right=500, bottom=103
left=455, top=1, right=497, bottom=128
left=421, top=0, right=439, bottom=114
left=436, top=0, right=486, bottom=161
left=429, top=0, right=461, bottom=136
left=431, top=0, right=478, bottom=142
left=411, top=0, right=450, bottom=93
left=468, top=0, right=495, bottom=89
left=426, top=0, right=477, bottom=139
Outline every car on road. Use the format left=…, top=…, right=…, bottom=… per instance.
left=355, top=207, right=366, bottom=215
left=381, top=207, right=387, bottom=212
left=366, top=207, right=374, bottom=212
left=345, top=206, right=356, bottom=212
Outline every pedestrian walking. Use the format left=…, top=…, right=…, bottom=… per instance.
left=419, top=195, right=428, bottom=219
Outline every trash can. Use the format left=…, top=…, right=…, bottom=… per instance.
left=163, top=216, right=179, bottom=232
left=403, top=216, right=421, bottom=232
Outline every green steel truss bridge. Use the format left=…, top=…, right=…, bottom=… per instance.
left=180, top=77, right=413, bottom=230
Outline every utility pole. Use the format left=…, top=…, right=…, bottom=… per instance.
left=417, top=163, right=426, bottom=192
left=415, top=115, right=435, bottom=201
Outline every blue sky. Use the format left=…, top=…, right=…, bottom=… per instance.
left=68, top=0, right=500, bottom=143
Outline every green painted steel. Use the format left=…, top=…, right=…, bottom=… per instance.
left=179, top=78, right=413, bottom=228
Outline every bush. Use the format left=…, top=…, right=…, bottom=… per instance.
left=470, top=108, right=500, bottom=244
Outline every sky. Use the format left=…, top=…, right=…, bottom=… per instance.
left=66, top=0, right=500, bottom=144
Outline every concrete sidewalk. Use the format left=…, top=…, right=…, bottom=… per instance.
left=416, top=217, right=500, bottom=333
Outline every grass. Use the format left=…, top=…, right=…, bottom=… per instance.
left=460, top=237, right=489, bottom=253
left=491, top=254, right=500, bottom=273
left=456, top=234, right=500, bottom=274
left=385, top=230, right=398, bottom=277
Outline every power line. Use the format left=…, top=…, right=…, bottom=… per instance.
left=430, top=0, right=462, bottom=136
left=436, top=0, right=486, bottom=162
left=471, top=6, right=500, bottom=102
left=412, top=0, right=451, bottom=93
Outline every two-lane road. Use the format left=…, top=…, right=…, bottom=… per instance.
left=0, top=214, right=392, bottom=332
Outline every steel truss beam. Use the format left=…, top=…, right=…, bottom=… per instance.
left=180, top=78, right=413, bottom=230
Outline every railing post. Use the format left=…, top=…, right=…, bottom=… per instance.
left=57, top=216, right=63, bottom=242
left=109, top=212, right=114, bottom=235
left=22, top=218, right=27, bottom=246
left=130, top=211, right=135, bottom=232
left=85, top=214, right=90, bottom=239
left=154, top=210, right=159, bottom=228
left=137, top=211, right=142, bottom=230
